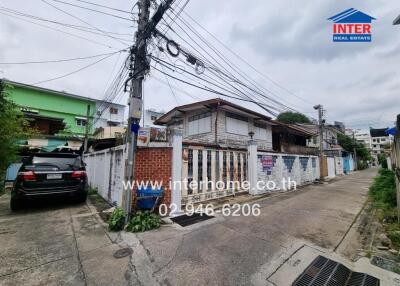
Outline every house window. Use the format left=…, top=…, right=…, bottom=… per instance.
left=76, top=118, right=87, bottom=127
left=226, top=112, right=248, bottom=136
left=254, top=123, right=267, bottom=140
left=151, top=115, right=158, bottom=121
left=110, top=107, right=118, bottom=115
left=188, top=112, right=211, bottom=136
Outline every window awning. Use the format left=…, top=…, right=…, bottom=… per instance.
left=386, top=127, right=397, bottom=136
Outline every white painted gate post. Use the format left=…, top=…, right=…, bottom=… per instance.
left=170, top=128, right=183, bottom=216
left=247, top=140, right=258, bottom=195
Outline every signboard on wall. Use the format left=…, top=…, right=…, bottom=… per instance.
left=138, top=129, right=150, bottom=146
left=261, top=155, right=273, bottom=173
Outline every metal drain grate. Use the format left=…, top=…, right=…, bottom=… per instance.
left=292, top=256, right=380, bottom=286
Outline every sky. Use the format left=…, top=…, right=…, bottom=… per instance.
left=0, top=0, right=399, bottom=130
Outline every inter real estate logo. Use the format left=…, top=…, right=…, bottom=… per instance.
left=328, top=8, right=376, bottom=42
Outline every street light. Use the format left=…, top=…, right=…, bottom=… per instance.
left=394, top=14, right=400, bottom=25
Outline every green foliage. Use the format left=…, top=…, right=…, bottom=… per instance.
left=387, top=227, right=400, bottom=250
left=0, top=81, right=36, bottom=178
left=378, top=154, right=388, bottom=169
left=369, top=169, right=396, bottom=208
left=88, top=187, right=98, bottom=195
left=337, top=133, right=372, bottom=163
left=276, top=111, right=311, bottom=124
left=107, top=207, right=126, bottom=231
left=126, top=211, right=161, bottom=233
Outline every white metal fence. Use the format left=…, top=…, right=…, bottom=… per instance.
left=181, top=147, right=248, bottom=204
left=83, top=145, right=126, bottom=206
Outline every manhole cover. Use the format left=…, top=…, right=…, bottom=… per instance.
left=113, top=248, right=133, bottom=259
left=292, top=255, right=380, bottom=286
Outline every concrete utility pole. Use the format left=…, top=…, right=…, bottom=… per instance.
left=123, top=0, right=175, bottom=217
left=352, top=132, right=358, bottom=170
left=123, top=0, right=151, bottom=217
left=83, top=104, right=90, bottom=153
left=314, top=104, right=324, bottom=156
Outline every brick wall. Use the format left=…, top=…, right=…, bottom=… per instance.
left=133, top=147, right=172, bottom=207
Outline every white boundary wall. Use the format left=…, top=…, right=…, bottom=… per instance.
left=256, top=151, right=320, bottom=194
left=83, top=145, right=126, bottom=206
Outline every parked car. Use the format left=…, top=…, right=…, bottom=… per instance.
left=10, top=153, right=88, bottom=211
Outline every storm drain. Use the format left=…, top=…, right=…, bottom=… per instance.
left=170, top=213, right=214, bottom=227
left=292, top=256, right=380, bottom=286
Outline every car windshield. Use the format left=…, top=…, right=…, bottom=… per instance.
left=29, top=156, right=81, bottom=171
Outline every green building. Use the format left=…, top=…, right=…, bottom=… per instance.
left=5, top=80, right=96, bottom=136
left=4, top=80, right=98, bottom=152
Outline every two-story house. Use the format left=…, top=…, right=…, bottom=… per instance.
left=155, top=98, right=274, bottom=150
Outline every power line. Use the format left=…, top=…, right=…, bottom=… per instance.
left=165, top=11, right=303, bottom=115
left=33, top=50, right=123, bottom=85
left=159, top=15, right=295, bottom=115
left=68, top=0, right=134, bottom=15
left=154, top=27, right=290, bottom=116
left=151, top=64, right=279, bottom=116
left=0, top=50, right=127, bottom=65
left=48, top=0, right=134, bottom=21
left=0, top=11, right=115, bottom=48
left=180, top=10, right=313, bottom=105
left=151, top=55, right=283, bottom=114
left=0, top=6, right=134, bottom=37
left=41, top=0, right=131, bottom=46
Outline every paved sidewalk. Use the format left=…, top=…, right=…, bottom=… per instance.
left=0, top=195, right=135, bottom=286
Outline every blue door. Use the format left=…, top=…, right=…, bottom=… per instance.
left=343, top=157, right=350, bottom=174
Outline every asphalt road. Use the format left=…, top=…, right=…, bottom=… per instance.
left=135, top=169, right=378, bottom=286
left=0, top=169, right=378, bottom=286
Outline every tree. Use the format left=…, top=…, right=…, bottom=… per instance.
left=276, top=111, right=311, bottom=124
left=0, top=80, right=34, bottom=179
left=337, top=133, right=371, bottom=162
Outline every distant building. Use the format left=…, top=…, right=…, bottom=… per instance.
left=142, top=109, right=165, bottom=128
left=370, top=128, right=392, bottom=159
left=299, top=124, right=344, bottom=156
left=334, top=121, right=345, bottom=133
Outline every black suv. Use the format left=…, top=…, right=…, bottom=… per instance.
left=11, top=153, right=88, bottom=211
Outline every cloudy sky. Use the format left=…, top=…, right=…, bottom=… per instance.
left=1, top=0, right=399, bottom=130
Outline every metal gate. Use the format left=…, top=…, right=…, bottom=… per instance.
left=181, top=147, right=248, bottom=205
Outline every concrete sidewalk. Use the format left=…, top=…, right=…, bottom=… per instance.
left=128, top=169, right=400, bottom=285
left=0, top=195, right=136, bottom=286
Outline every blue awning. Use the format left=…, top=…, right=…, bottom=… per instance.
left=386, top=127, right=397, bottom=136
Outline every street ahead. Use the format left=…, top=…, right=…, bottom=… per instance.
left=0, top=169, right=379, bottom=286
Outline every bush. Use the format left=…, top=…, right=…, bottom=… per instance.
left=108, top=207, right=126, bottom=231
left=126, top=211, right=161, bottom=233
left=369, top=169, right=396, bottom=208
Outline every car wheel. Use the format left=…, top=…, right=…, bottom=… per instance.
left=10, top=197, right=22, bottom=211
left=76, top=192, right=87, bottom=204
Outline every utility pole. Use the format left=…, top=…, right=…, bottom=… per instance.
left=314, top=104, right=324, bottom=179
left=84, top=104, right=90, bottom=153
left=352, top=132, right=358, bottom=170
left=123, top=0, right=174, bottom=218
left=314, top=104, right=324, bottom=156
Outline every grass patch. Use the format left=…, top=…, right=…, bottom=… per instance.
left=369, top=169, right=396, bottom=208
left=369, top=169, right=399, bottom=249
left=88, top=187, right=98, bottom=195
